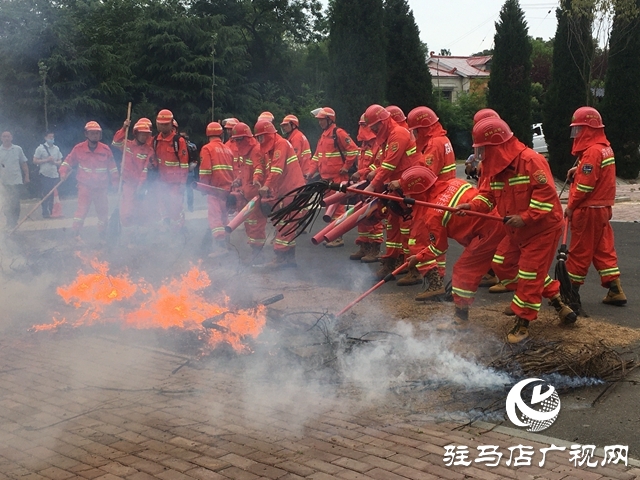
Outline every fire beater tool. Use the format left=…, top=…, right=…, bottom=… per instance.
left=9, top=177, right=67, bottom=235
left=335, top=262, right=409, bottom=317
left=108, top=102, right=132, bottom=243
left=269, top=180, right=508, bottom=240
left=555, top=217, right=580, bottom=314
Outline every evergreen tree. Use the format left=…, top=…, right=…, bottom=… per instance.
left=328, top=0, right=386, bottom=132
left=600, top=1, right=640, bottom=179
left=383, top=0, right=432, bottom=114
left=542, top=0, right=593, bottom=177
left=487, top=0, right=532, bottom=145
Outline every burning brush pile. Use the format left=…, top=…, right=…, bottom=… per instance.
left=29, top=257, right=267, bottom=354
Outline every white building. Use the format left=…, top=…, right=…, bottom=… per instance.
left=427, top=54, right=492, bottom=102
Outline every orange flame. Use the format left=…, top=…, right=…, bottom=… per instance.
left=32, top=259, right=266, bottom=353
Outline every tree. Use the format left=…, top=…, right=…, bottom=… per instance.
left=543, top=0, right=593, bottom=177
left=487, top=0, right=532, bottom=145
left=383, top=0, right=433, bottom=114
left=600, top=0, right=640, bottom=179
left=328, top=0, right=386, bottom=132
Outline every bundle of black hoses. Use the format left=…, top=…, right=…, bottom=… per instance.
left=268, top=180, right=336, bottom=239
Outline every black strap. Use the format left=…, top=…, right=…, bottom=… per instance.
left=42, top=144, right=51, bottom=156
left=332, top=127, right=347, bottom=164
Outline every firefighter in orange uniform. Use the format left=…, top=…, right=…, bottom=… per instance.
left=407, top=106, right=456, bottom=181
left=222, top=118, right=240, bottom=179
left=111, top=119, right=154, bottom=238
left=255, top=120, right=305, bottom=268
left=230, top=122, right=267, bottom=256
left=362, top=104, right=421, bottom=283
left=199, top=122, right=235, bottom=256
left=349, top=115, right=384, bottom=262
left=59, top=121, right=119, bottom=243
left=308, top=107, right=359, bottom=247
left=458, top=117, right=577, bottom=343
left=565, top=106, right=626, bottom=308
left=280, top=115, right=312, bottom=177
left=153, top=109, right=189, bottom=231
left=397, top=166, right=505, bottom=324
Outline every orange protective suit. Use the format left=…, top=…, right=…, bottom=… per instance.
left=416, top=123, right=456, bottom=181
left=236, top=139, right=267, bottom=246
left=60, top=141, right=118, bottom=235
left=409, top=179, right=505, bottom=306
left=369, top=118, right=420, bottom=259
left=112, top=128, right=154, bottom=227
left=287, top=128, right=312, bottom=177
left=261, top=134, right=305, bottom=252
left=199, top=138, right=234, bottom=239
left=154, top=132, right=189, bottom=228
left=566, top=128, right=620, bottom=287
left=469, top=137, right=563, bottom=321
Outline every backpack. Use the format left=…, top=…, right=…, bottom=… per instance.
left=332, top=127, right=358, bottom=176
left=152, top=132, right=199, bottom=180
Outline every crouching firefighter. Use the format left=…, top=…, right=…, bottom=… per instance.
left=396, top=167, right=506, bottom=329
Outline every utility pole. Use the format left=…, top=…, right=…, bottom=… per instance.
left=38, top=61, right=49, bottom=131
left=211, top=34, right=217, bottom=122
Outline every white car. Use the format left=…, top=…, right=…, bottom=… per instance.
left=532, top=123, right=548, bottom=155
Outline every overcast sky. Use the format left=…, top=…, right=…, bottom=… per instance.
left=321, top=1, right=560, bottom=56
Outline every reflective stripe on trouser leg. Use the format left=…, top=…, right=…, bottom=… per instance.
left=452, top=221, right=505, bottom=306
left=207, top=195, right=228, bottom=240
left=511, top=227, right=562, bottom=321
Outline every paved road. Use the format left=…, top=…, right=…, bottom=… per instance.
left=1, top=168, right=639, bottom=479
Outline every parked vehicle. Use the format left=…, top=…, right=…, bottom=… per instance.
left=532, top=123, right=548, bottom=155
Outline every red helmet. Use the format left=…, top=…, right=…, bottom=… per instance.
left=84, top=121, right=102, bottom=132
left=133, top=120, right=151, bottom=134
left=473, top=109, right=500, bottom=125
left=363, top=104, right=390, bottom=127
left=385, top=105, right=406, bottom=123
left=280, top=114, right=299, bottom=127
left=231, top=122, right=253, bottom=139
left=570, top=106, right=604, bottom=128
left=254, top=120, right=277, bottom=136
left=472, top=118, right=514, bottom=147
left=407, top=106, right=438, bottom=130
left=206, top=122, right=223, bottom=137
left=399, top=166, right=438, bottom=195
left=313, top=107, right=336, bottom=119
left=156, top=109, right=173, bottom=124
left=258, top=111, right=275, bottom=122
left=222, top=117, right=239, bottom=129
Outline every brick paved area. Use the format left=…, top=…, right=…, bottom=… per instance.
left=0, top=335, right=637, bottom=480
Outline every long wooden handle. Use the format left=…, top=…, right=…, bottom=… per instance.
left=8, top=177, right=66, bottom=235
left=116, top=102, right=132, bottom=200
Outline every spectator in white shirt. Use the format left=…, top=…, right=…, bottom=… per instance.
left=33, top=132, right=62, bottom=218
left=0, top=131, right=29, bottom=228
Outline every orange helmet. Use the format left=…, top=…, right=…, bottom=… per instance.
left=473, top=109, right=500, bottom=125
left=280, top=114, right=299, bottom=127
left=385, top=105, right=406, bottom=123
left=254, top=120, right=277, bottom=136
left=570, top=106, right=604, bottom=128
left=313, top=107, right=336, bottom=119
left=472, top=118, right=514, bottom=147
left=258, top=111, right=275, bottom=122
left=222, top=117, right=239, bottom=129
left=407, top=106, right=438, bottom=130
left=400, top=165, right=438, bottom=195
left=156, top=109, right=174, bottom=124
left=231, top=122, right=253, bottom=139
left=133, top=120, right=152, bottom=134
left=363, top=104, right=390, bottom=127
left=138, top=117, right=152, bottom=128
left=206, top=122, right=223, bottom=137
left=84, top=121, right=102, bottom=132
